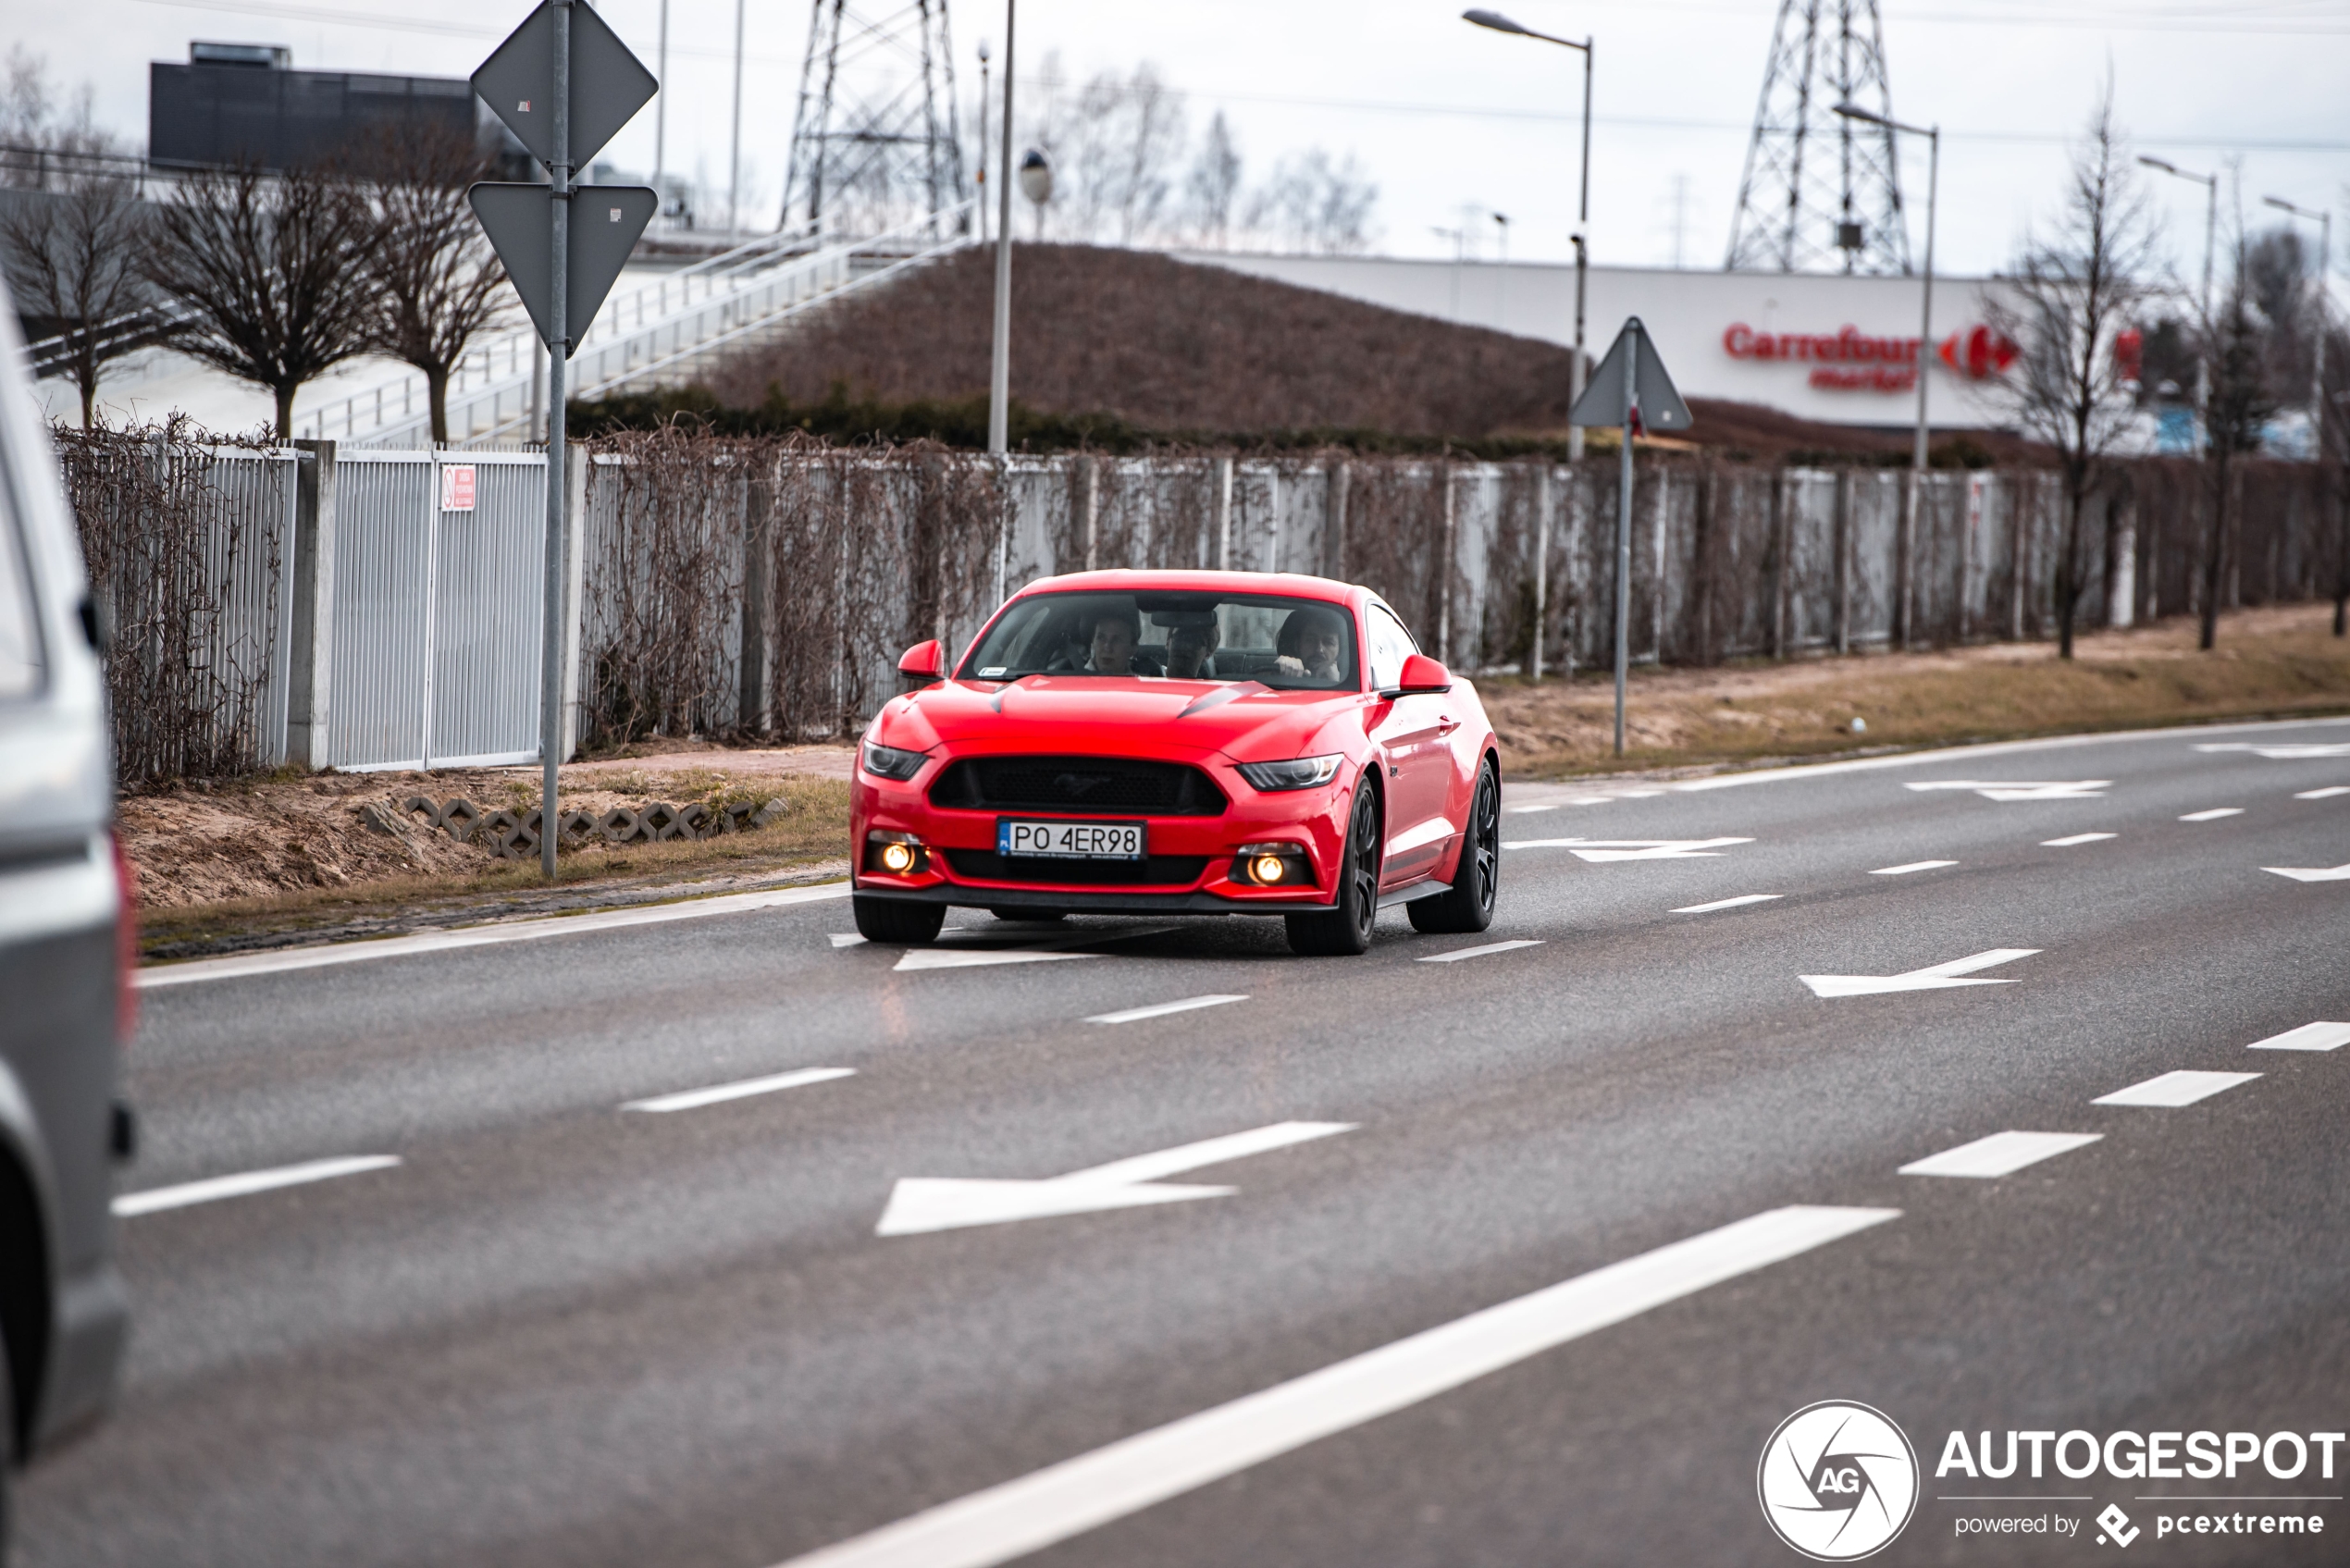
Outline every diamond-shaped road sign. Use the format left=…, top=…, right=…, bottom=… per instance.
left=472, top=1, right=656, bottom=173
left=469, top=183, right=657, bottom=348
left=1568, top=316, right=1693, bottom=432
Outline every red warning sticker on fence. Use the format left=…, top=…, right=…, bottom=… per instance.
left=439, top=464, right=476, bottom=512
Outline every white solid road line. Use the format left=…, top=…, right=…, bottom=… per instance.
left=773, top=1205, right=1899, bottom=1568
left=2093, top=1070, right=2261, bottom=1108
left=1899, top=1130, right=2101, bottom=1179
left=1417, top=939, right=1544, bottom=963
left=1673, top=894, right=1783, bottom=913
left=2297, top=786, right=2350, bottom=799
left=1800, top=947, right=2039, bottom=999
left=1870, top=859, right=1958, bottom=876
left=2246, top=1020, right=2350, bottom=1052
left=874, top=1121, right=1356, bottom=1237
left=2042, top=833, right=2117, bottom=847
left=1086, top=994, right=1248, bottom=1025
left=113, top=1154, right=402, bottom=1217
left=623, top=1067, right=856, bottom=1114
left=2179, top=808, right=2244, bottom=821
left=138, top=883, right=855, bottom=988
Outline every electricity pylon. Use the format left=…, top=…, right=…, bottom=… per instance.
left=1725, top=0, right=1911, bottom=275
left=781, top=0, right=967, bottom=236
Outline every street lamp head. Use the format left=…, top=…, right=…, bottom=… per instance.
left=2138, top=155, right=2181, bottom=176
left=2262, top=195, right=2303, bottom=216
left=1832, top=102, right=1888, bottom=128
left=1018, top=148, right=1052, bottom=205
left=976, top=39, right=988, bottom=62
left=1463, top=8, right=1534, bottom=36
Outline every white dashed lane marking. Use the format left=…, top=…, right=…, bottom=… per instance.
left=1907, top=781, right=2109, bottom=801
left=2296, top=786, right=2350, bottom=799
left=772, top=1205, right=1899, bottom=1568
left=1673, top=894, right=1782, bottom=913
left=2179, top=808, right=2244, bottom=821
left=2247, top=1021, right=2350, bottom=1052
left=1417, top=940, right=1544, bottom=963
left=623, top=1068, right=855, bottom=1114
left=1870, top=859, right=1957, bottom=876
left=114, top=1154, right=402, bottom=1217
left=1086, top=994, right=1248, bottom=1025
left=1899, top=1131, right=2102, bottom=1179
left=2042, top=833, right=2116, bottom=847
left=2093, top=1070, right=2261, bottom=1108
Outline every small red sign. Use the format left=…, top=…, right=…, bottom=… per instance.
left=439, top=464, right=477, bottom=512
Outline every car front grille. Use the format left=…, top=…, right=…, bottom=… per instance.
left=927, top=756, right=1228, bottom=817
left=940, top=850, right=1212, bottom=887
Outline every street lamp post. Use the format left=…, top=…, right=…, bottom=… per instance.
left=2140, top=156, right=2220, bottom=430
left=2261, top=195, right=2332, bottom=461
left=1462, top=10, right=1591, bottom=462
left=1464, top=8, right=1590, bottom=685
left=987, top=0, right=1018, bottom=604
left=1838, top=104, right=1936, bottom=650
left=975, top=41, right=990, bottom=246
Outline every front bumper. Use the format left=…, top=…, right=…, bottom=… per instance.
left=860, top=883, right=1338, bottom=916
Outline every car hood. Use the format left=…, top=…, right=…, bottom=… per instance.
left=873, top=676, right=1364, bottom=764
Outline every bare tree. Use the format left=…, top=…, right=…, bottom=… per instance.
left=142, top=162, right=377, bottom=439
left=1988, top=88, right=2159, bottom=658
left=1106, top=64, right=1185, bottom=245
left=1184, top=111, right=1243, bottom=248
left=0, top=149, right=150, bottom=426
left=2198, top=244, right=2276, bottom=650
left=1244, top=148, right=1379, bottom=256
left=353, top=126, right=511, bottom=444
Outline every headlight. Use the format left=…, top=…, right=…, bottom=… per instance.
left=1235, top=755, right=1342, bottom=792
left=861, top=740, right=927, bottom=781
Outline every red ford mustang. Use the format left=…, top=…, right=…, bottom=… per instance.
left=850, top=570, right=1502, bottom=956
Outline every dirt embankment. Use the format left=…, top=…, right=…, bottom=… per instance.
left=1483, top=605, right=2350, bottom=777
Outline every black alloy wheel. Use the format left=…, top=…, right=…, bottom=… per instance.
left=1410, top=758, right=1501, bottom=934
left=1286, top=784, right=1381, bottom=956
left=852, top=894, right=946, bottom=944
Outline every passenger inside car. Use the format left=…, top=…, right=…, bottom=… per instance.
left=1159, top=611, right=1221, bottom=679
left=1050, top=606, right=1158, bottom=675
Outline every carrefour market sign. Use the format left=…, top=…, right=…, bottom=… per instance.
left=1722, top=322, right=2017, bottom=394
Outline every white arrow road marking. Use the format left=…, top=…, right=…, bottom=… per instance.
left=1673, top=894, right=1783, bottom=913
left=2093, top=1069, right=2260, bottom=1108
left=623, top=1067, right=854, bottom=1114
left=1086, top=994, right=1247, bottom=1025
left=2247, top=1021, right=2350, bottom=1052
left=2264, top=862, right=2350, bottom=883
left=1870, top=859, right=1957, bottom=876
left=2195, top=742, right=2350, bottom=759
left=2042, top=832, right=2117, bottom=846
left=1899, top=1130, right=2100, bottom=1179
left=1503, top=837, right=1752, bottom=861
left=114, top=1154, right=401, bottom=1217
left=829, top=933, right=868, bottom=948
left=1801, top=947, right=2040, bottom=998
left=893, top=926, right=1181, bottom=971
left=874, top=1121, right=1355, bottom=1237
left=1417, top=939, right=1543, bottom=963
left=1906, top=780, right=2110, bottom=801
left=773, top=1205, right=1899, bottom=1568
left=138, top=882, right=854, bottom=988
left=2179, top=807, right=2243, bottom=821
left=2296, top=786, right=2350, bottom=799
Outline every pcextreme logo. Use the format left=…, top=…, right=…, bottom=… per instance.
left=1759, top=1401, right=1922, bottom=1561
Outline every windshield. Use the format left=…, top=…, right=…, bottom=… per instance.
left=959, top=590, right=1360, bottom=691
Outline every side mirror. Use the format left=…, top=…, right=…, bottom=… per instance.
left=1396, top=653, right=1453, bottom=694
left=897, top=639, right=946, bottom=680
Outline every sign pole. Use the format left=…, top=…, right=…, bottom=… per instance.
left=540, top=0, right=572, bottom=882
left=1614, top=320, right=1636, bottom=758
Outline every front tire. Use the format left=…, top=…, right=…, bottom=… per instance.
left=1286, top=783, right=1381, bottom=956
left=853, top=894, right=946, bottom=944
left=1409, top=758, right=1500, bottom=934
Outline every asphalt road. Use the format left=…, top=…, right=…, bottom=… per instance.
left=20, top=716, right=2350, bottom=1568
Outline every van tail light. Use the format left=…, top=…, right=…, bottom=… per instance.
left=109, top=832, right=139, bottom=1043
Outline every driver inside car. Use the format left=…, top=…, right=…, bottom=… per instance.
left=1275, top=606, right=1346, bottom=685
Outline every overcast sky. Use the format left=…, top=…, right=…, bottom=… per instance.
left=16, top=0, right=2348, bottom=295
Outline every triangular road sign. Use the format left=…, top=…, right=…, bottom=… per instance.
left=1569, top=316, right=1693, bottom=432
left=468, top=183, right=657, bottom=349
left=472, top=1, right=657, bottom=174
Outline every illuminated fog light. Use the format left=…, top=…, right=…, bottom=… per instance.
left=880, top=842, right=917, bottom=873
left=1252, top=854, right=1288, bottom=884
